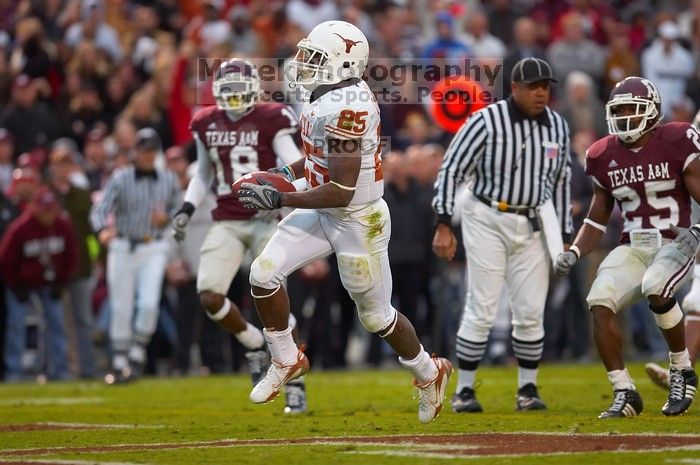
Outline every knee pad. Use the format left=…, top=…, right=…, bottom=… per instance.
left=359, top=306, right=396, bottom=334
left=337, top=253, right=373, bottom=294
left=249, top=253, right=284, bottom=290
left=650, top=299, right=684, bottom=329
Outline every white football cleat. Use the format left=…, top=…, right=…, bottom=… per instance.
left=414, top=356, right=453, bottom=424
left=250, top=349, right=310, bottom=404
left=645, top=362, right=670, bottom=390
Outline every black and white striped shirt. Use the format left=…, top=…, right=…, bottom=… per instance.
left=90, top=165, right=181, bottom=240
left=433, top=97, right=572, bottom=237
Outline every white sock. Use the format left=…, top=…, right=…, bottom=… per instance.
left=608, top=368, right=635, bottom=391
left=128, top=344, right=146, bottom=364
left=456, top=369, right=477, bottom=392
left=113, top=354, right=128, bottom=370
left=669, top=348, right=692, bottom=370
left=235, top=323, right=265, bottom=350
left=263, top=327, right=298, bottom=366
left=518, top=367, right=538, bottom=388
left=398, top=346, right=438, bottom=385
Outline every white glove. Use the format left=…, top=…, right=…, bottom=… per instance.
left=670, top=224, right=700, bottom=263
left=554, top=251, right=578, bottom=276
left=171, top=202, right=194, bottom=242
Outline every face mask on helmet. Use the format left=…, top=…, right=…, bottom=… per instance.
left=288, top=40, right=331, bottom=91
left=287, top=21, right=369, bottom=92
left=213, top=74, right=259, bottom=113
left=605, top=97, right=658, bottom=143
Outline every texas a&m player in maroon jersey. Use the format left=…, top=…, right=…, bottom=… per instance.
left=170, top=58, right=307, bottom=412
left=555, top=76, right=700, bottom=419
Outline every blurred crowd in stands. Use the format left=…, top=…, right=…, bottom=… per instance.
left=0, top=0, right=699, bottom=381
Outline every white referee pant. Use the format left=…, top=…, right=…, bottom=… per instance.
left=458, top=193, right=550, bottom=344
left=107, top=238, right=170, bottom=351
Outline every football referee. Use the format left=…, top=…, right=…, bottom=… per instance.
left=432, top=57, right=572, bottom=413
left=90, top=128, right=181, bottom=384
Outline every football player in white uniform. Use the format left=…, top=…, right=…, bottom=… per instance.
left=236, top=21, right=452, bottom=424
left=170, top=58, right=308, bottom=412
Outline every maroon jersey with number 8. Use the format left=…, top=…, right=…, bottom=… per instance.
left=585, top=122, right=700, bottom=243
left=189, top=103, right=298, bottom=221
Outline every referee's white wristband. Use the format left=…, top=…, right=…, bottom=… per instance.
left=570, top=245, right=581, bottom=259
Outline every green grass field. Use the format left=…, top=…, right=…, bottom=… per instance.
left=0, top=362, right=698, bottom=465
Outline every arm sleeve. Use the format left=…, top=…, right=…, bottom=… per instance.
left=431, top=112, right=487, bottom=217
left=183, top=133, right=214, bottom=207
left=272, top=133, right=304, bottom=166
left=89, top=173, right=119, bottom=232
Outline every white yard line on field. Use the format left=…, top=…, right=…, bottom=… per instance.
left=39, top=422, right=165, bottom=430
left=0, top=433, right=698, bottom=459
left=0, top=460, right=149, bottom=465
left=0, top=397, right=105, bottom=406
left=348, top=445, right=700, bottom=461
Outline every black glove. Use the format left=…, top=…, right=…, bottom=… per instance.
left=237, top=181, right=282, bottom=210
left=172, top=202, right=195, bottom=242
left=268, top=166, right=295, bottom=183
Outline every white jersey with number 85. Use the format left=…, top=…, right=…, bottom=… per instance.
left=299, top=79, right=384, bottom=207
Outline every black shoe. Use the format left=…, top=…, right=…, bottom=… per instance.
left=662, top=368, right=698, bottom=416
left=245, top=348, right=270, bottom=387
left=128, top=360, right=144, bottom=381
left=451, top=387, right=483, bottom=413
left=284, top=379, right=307, bottom=414
left=104, top=367, right=133, bottom=385
left=516, top=383, right=547, bottom=411
left=599, top=389, right=643, bottom=418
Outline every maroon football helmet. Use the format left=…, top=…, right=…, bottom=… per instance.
left=605, top=76, right=661, bottom=143
left=212, top=58, right=261, bottom=113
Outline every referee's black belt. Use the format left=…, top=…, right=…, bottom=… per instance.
left=117, top=234, right=162, bottom=251
left=475, top=194, right=535, bottom=216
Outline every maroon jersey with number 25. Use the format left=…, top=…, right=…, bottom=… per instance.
left=585, top=122, right=700, bottom=243
left=189, top=103, right=298, bottom=221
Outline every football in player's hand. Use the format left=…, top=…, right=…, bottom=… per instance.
left=231, top=171, right=296, bottom=194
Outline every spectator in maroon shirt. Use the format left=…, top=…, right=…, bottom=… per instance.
left=0, top=188, right=78, bottom=381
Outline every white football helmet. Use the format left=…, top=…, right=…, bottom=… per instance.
left=212, top=58, right=260, bottom=113
left=605, top=76, right=662, bottom=144
left=287, top=21, right=369, bottom=91
left=693, top=109, right=700, bottom=129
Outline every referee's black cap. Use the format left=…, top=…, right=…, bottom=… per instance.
left=511, top=57, right=557, bottom=84
left=134, top=127, right=161, bottom=152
